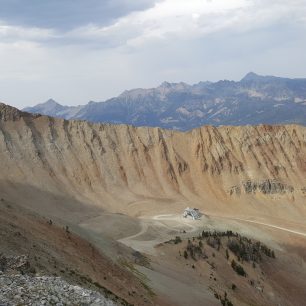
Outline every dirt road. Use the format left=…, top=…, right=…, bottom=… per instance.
left=118, top=213, right=306, bottom=254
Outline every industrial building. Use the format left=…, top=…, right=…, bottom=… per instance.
left=183, top=207, right=201, bottom=220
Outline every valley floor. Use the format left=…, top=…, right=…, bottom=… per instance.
left=100, top=212, right=306, bottom=306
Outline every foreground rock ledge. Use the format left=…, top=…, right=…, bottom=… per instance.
left=0, top=273, right=118, bottom=306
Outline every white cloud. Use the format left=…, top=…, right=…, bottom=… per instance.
left=71, top=0, right=251, bottom=46
left=0, top=0, right=305, bottom=108
left=66, top=0, right=306, bottom=47
left=0, top=23, right=55, bottom=42
left=1, top=0, right=306, bottom=48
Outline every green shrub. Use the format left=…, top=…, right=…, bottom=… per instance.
left=174, top=236, right=182, bottom=244
left=184, top=250, right=188, bottom=259
left=231, top=260, right=246, bottom=277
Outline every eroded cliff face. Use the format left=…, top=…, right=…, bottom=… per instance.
left=0, top=103, right=305, bottom=216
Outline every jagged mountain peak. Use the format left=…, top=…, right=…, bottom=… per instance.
left=32, top=98, right=63, bottom=109
left=118, top=81, right=191, bottom=98
left=158, top=81, right=190, bottom=90
left=23, top=99, right=67, bottom=117
left=241, top=72, right=262, bottom=81
left=43, top=98, right=60, bottom=105
left=241, top=72, right=283, bottom=82
left=159, top=81, right=172, bottom=88
left=23, top=73, right=306, bottom=130
left=119, top=88, right=148, bottom=98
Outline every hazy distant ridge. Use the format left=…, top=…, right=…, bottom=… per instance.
left=24, top=72, right=306, bottom=131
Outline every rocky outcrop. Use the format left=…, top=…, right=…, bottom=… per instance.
left=230, top=180, right=294, bottom=196
left=0, top=103, right=38, bottom=122
left=0, top=273, right=117, bottom=306
left=0, top=254, right=32, bottom=275
left=0, top=254, right=118, bottom=305
left=229, top=186, right=241, bottom=196
left=245, top=180, right=294, bottom=194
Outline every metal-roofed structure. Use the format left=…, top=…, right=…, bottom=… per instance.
left=183, top=207, right=201, bottom=220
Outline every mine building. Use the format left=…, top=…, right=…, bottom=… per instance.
left=183, top=207, right=201, bottom=220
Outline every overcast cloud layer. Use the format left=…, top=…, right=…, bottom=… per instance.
left=0, top=0, right=305, bottom=108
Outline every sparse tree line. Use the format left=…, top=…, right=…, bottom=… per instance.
left=213, top=290, right=234, bottom=306
left=227, top=236, right=275, bottom=263
left=171, top=229, right=276, bottom=278
left=165, top=230, right=278, bottom=306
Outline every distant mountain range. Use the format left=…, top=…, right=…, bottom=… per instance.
left=23, top=72, right=306, bottom=130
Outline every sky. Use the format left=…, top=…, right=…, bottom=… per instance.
left=0, top=0, right=306, bottom=108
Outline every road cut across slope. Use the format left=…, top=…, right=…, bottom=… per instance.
left=118, top=213, right=306, bottom=254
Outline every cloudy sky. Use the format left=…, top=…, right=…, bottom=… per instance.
left=0, top=0, right=306, bottom=108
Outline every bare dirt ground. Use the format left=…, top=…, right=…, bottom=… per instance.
left=2, top=184, right=306, bottom=306
left=117, top=213, right=306, bottom=255
left=0, top=199, right=157, bottom=306
left=118, top=214, right=199, bottom=255
left=113, top=212, right=306, bottom=306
